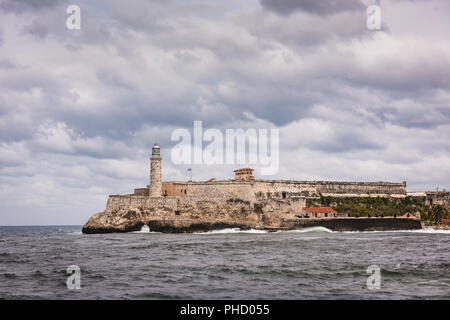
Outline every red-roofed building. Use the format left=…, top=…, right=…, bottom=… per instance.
left=302, top=207, right=343, bottom=218
left=401, top=212, right=416, bottom=219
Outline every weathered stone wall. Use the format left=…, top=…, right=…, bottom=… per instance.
left=424, top=192, right=450, bottom=209
left=106, top=195, right=180, bottom=213
left=162, top=181, right=187, bottom=198
left=252, top=180, right=406, bottom=197
left=162, top=182, right=187, bottom=197
left=317, top=181, right=406, bottom=195
left=106, top=195, right=149, bottom=212
left=253, top=180, right=317, bottom=199
left=186, top=181, right=256, bottom=203
left=133, top=188, right=149, bottom=196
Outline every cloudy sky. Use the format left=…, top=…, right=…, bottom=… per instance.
left=0, top=0, right=449, bottom=225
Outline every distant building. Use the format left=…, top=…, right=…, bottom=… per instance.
left=233, top=168, right=255, bottom=181
left=401, top=212, right=416, bottom=219
left=302, top=207, right=343, bottom=218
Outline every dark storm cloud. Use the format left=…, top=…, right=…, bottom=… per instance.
left=260, top=0, right=365, bottom=16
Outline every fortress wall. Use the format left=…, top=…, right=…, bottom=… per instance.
left=186, top=182, right=255, bottom=202
left=162, top=182, right=187, bottom=197
left=133, top=188, right=149, bottom=196
left=106, top=195, right=149, bottom=212
left=424, top=192, right=450, bottom=209
left=106, top=195, right=180, bottom=215
left=253, top=181, right=317, bottom=197
left=149, top=197, right=179, bottom=210
left=317, top=181, right=406, bottom=195
left=252, top=180, right=406, bottom=196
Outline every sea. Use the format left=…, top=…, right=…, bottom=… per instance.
left=0, top=225, right=449, bottom=299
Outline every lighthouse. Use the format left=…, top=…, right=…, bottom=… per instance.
left=149, top=144, right=162, bottom=197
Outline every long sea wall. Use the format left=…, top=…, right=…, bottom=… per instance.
left=282, top=217, right=421, bottom=232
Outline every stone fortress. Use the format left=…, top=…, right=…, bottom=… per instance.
left=82, top=144, right=428, bottom=233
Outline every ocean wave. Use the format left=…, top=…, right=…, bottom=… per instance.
left=341, top=228, right=450, bottom=234
left=195, top=228, right=268, bottom=234
left=277, top=227, right=333, bottom=234
left=129, top=225, right=161, bottom=234
left=196, top=226, right=334, bottom=234
left=406, top=228, right=450, bottom=234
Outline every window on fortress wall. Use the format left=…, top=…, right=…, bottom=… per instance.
left=175, top=210, right=180, bottom=215
left=282, top=192, right=287, bottom=199
left=184, top=190, right=187, bottom=194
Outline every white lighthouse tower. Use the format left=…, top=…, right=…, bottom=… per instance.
left=149, top=144, right=162, bottom=197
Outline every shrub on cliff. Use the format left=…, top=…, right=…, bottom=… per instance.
left=307, top=195, right=445, bottom=219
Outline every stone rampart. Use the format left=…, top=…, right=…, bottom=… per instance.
left=186, top=181, right=255, bottom=203
left=106, top=195, right=149, bottom=212
left=252, top=180, right=406, bottom=197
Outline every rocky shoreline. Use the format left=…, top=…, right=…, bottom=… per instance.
left=425, top=224, right=450, bottom=230
left=82, top=214, right=422, bottom=234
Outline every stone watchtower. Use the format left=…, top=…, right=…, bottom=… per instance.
left=149, top=144, right=162, bottom=197
left=233, top=168, right=255, bottom=181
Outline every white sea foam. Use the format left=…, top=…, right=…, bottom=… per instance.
left=196, top=226, right=334, bottom=234
left=341, top=228, right=450, bottom=234
left=130, top=225, right=160, bottom=233
left=68, top=231, right=83, bottom=235
left=195, top=228, right=268, bottom=234
left=404, top=228, right=450, bottom=234
left=277, top=226, right=334, bottom=234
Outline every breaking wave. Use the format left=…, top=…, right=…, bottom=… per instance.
left=278, top=227, right=334, bottom=234
left=403, top=228, right=450, bottom=234
left=130, top=225, right=160, bottom=233
left=196, top=227, right=334, bottom=234
left=196, top=228, right=268, bottom=234
left=341, top=228, right=450, bottom=234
